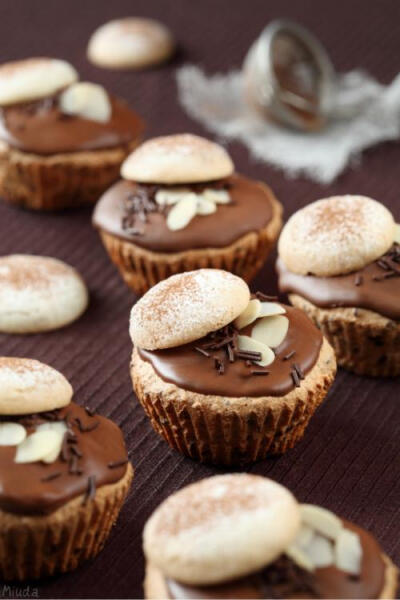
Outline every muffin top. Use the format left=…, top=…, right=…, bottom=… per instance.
left=144, top=474, right=386, bottom=599
left=87, top=17, right=175, bottom=70
left=277, top=196, right=400, bottom=320
left=0, top=254, right=89, bottom=333
left=0, top=358, right=129, bottom=515
left=130, top=270, right=324, bottom=397
left=0, top=57, right=142, bottom=154
left=93, top=134, right=280, bottom=253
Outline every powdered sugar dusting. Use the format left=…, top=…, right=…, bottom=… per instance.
left=279, top=195, right=395, bottom=276
left=151, top=474, right=289, bottom=537
left=130, top=269, right=250, bottom=350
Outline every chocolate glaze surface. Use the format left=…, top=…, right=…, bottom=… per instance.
left=138, top=304, right=323, bottom=397
left=0, top=402, right=128, bottom=515
left=0, top=92, right=142, bottom=155
left=166, top=520, right=385, bottom=599
left=92, top=174, right=275, bottom=253
left=277, top=244, right=400, bottom=321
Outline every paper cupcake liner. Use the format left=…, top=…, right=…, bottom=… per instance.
left=0, top=142, right=139, bottom=211
left=99, top=227, right=277, bottom=296
left=132, top=352, right=335, bottom=466
left=289, top=295, right=400, bottom=377
left=0, top=464, right=133, bottom=581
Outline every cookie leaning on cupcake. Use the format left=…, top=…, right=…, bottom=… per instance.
left=129, top=269, right=336, bottom=465
left=0, top=57, right=143, bottom=210
left=277, top=195, right=400, bottom=376
left=0, top=357, right=133, bottom=580
left=93, top=134, right=282, bottom=294
left=143, top=474, right=398, bottom=599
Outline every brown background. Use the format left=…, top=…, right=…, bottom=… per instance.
left=0, top=0, right=399, bottom=598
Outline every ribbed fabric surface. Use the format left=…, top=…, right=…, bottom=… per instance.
left=0, top=0, right=399, bottom=597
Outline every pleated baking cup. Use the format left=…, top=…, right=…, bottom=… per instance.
left=130, top=341, right=336, bottom=466
left=144, top=556, right=399, bottom=600
left=0, top=140, right=140, bottom=211
left=289, top=294, right=400, bottom=377
left=98, top=216, right=282, bottom=297
left=0, top=463, right=133, bottom=581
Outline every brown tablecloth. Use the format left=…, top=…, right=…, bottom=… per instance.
left=0, top=0, right=399, bottom=598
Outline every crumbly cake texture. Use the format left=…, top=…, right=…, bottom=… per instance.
left=143, top=474, right=300, bottom=585
left=143, top=555, right=399, bottom=600
left=99, top=185, right=282, bottom=295
left=289, top=294, right=400, bottom=376
left=131, top=337, right=336, bottom=465
left=278, top=195, right=395, bottom=276
left=130, top=270, right=250, bottom=350
left=87, top=18, right=175, bottom=70
left=121, top=134, right=234, bottom=184
left=0, top=58, right=78, bottom=106
left=0, top=138, right=140, bottom=210
left=0, top=255, right=88, bottom=333
left=0, top=357, right=72, bottom=415
left=0, top=463, right=133, bottom=580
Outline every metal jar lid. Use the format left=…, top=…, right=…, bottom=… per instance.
left=243, top=20, right=335, bottom=131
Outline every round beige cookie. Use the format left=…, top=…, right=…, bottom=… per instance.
left=130, top=269, right=250, bottom=350
left=0, top=58, right=78, bottom=107
left=0, top=255, right=89, bottom=334
left=87, top=17, right=175, bottom=70
left=0, top=357, right=72, bottom=415
left=278, top=195, right=395, bottom=277
left=121, top=134, right=234, bottom=184
left=143, top=473, right=300, bottom=585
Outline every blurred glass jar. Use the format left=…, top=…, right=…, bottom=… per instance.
left=243, top=20, right=335, bottom=131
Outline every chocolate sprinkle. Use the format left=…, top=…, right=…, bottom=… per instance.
left=282, top=350, right=296, bottom=361
left=108, top=458, right=129, bottom=469
left=83, top=475, right=96, bottom=505
left=354, top=274, right=363, bottom=286
left=41, top=472, right=62, bottom=482
left=251, top=369, right=270, bottom=376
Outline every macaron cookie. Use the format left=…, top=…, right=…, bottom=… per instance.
left=0, top=357, right=133, bottom=580
left=0, top=57, right=143, bottom=210
left=277, top=195, right=400, bottom=376
left=93, top=133, right=283, bottom=294
left=129, top=269, right=336, bottom=465
left=143, top=474, right=398, bottom=599
left=87, top=18, right=175, bottom=70
left=0, top=254, right=88, bottom=333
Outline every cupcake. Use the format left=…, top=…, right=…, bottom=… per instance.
left=129, top=269, right=336, bottom=465
left=93, top=134, right=282, bottom=295
left=0, top=357, right=133, bottom=580
left=0, top=58, right=143, bottom=210
left=276, top=195, right=400, bottom=376
left=143, top=474, right=398, bottom=599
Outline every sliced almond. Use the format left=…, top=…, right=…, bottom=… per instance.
left=335, top=529, right=362, bottom=575
left=286, top=545, right=315, bottom=572
left=15, top=430, right=62, bottom=464
left=301, top=504, right=343, bottom=541
left=59, top=82, right=112, bottom=123
left=305, top=532, right=335, bottom=568
left=295, top=525, right=315, bottom=549
left=251, top=315, right=289, bottom=348
left=196, top=197, right=217, bottom=215
left=237, top=334, right=275, bottom=367
left=155, top=188, right=192, bottom=206
left=259, top=302, right=286, bottom=317
left=203, top=189, right=231, bottom=204
left=0, top=422, right=26, bottom=446
left=166, top=195, right=198, bottom=231
left=36, top=421, right=67, bottom=463
left=234, top=299, right=261, bottom=330
left=394, top=223, right=400, bottom=243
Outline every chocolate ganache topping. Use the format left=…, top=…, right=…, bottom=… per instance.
left=165, top=521, right=385, bottom=600
left=0, top=92, right=142, bottom=155
left=138, top=298, right=323, bottom=397
left=0, top=402, right=128, bottom=515
left=92, top=174, right=275, bottom=253
left=277, top=243, right=400, bottom=321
